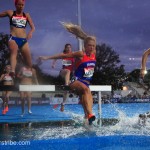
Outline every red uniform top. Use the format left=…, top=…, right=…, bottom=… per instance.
left=62, top=57, right=74, bottom=72
left=74, top=53, right=96, bottom=81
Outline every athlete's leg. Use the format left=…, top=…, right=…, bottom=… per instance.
left=21, top=43, right=32, bottom=68
left=60, top=91, right=68, bottom=112
left=20, top=92, right=25, bottom=116
left=59, top=69, right=71, bottom=111
left=70, top=80, right=94, bottom=117
left=2, top=91, right=6, bottom=108
left=79, top=95, right=88, bottom=118
left=2, top=91, right=6, bottom=114
left=60, top=69, right=71, bottom=85
left=5, top=91, right=12, bottom=112
left=26, top=92, right=32, bottom=114
left=8, top=40, right=18, bottom=73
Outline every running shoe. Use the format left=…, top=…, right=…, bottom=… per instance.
left=88, top=114, right=96, bottom=125
left=5, top=106, right=9, bottom=112
left=53, top=104, right=59, bottom=109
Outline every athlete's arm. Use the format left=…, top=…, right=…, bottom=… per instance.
left=39, top=51, right=84, bottom=60
left=0, top=10, right=13, bottom=18
left=140, top=48, right=150, bottom=78
left=26, top=13, right=35, bottom=40
left=0, top=74, right=5, bottom=81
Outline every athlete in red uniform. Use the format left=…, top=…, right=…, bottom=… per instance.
left=72, top=52, right=96, bottom=87
left=52, top=44, right=74, bottom=111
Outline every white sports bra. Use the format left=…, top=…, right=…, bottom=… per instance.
left=22, top=67, right=32, bottom=77
left=3, top=74, right=13, bottom=81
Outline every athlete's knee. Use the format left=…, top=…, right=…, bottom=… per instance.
left=81, top=86, right=90, bottom=94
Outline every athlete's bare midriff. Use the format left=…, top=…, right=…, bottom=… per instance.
left=10, top=26, right=27, bottom=38
left=3, top=81, right=13, bottom=85
left=20, top=78, right=33, bottom=85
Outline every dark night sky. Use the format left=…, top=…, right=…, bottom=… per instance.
left=1, top=0, right=150, bottom=75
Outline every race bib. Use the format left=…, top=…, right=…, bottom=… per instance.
left=62, top=60, right=72, bottom=66
left=83, top=68, right=94, bottom=78
left=12, top=16, right=27, bottom=27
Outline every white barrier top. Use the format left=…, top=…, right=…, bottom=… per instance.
left=19, top=85, right=111, bottom=92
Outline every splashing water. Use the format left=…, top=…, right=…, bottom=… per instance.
left=2, top=103, right=150, bottom=141
left=33, top=104, right=150, bottom=140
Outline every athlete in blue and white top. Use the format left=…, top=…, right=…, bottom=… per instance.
left=0, top=0, right=35, bottom=78
left=73, top=52, right=96, bottom=87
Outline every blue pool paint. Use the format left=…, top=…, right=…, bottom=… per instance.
left=2, top=136, right=150, bottom=150
left=0, top=103, right=150, bottom=150
left=0, top=103, right=150, bottom=123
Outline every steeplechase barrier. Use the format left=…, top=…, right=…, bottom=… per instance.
left=0, top=85, right=112, bottom=126
left=19, top=85, right=112, bottom=126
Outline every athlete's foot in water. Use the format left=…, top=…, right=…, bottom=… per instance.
left=21, top=112, right=24, bottom=117
left=60, top=103, right=64, bottom=112
left=28, top=110, right=32, bottom=114
left=88, top=114, right=96, bottom=125
left=83, top=118, right=89, bottom=126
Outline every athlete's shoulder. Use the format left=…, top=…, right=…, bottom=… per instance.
left=5, top=10, right=13, bottom=17
left=25, top=12, right=31, bottom=18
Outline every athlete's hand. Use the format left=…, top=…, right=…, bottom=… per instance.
left=38, top=56, right=48, bottom=60
left=26, top=32, right=33, bottom=40
left=140, top=69, right=146, bottom=79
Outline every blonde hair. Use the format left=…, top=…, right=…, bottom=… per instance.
left=61, top=22, right=96, bottom=46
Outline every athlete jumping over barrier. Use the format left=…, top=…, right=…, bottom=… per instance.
left=0, top=0, right=35, bottom=78
left=52, top=43, right=75, bottom=111
left=39, top=23, right=96, bottom=125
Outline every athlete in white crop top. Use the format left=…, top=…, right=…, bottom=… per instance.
left=0, top=65, right=14, bottom=115
left=17, top=65, right=38, bottom=117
